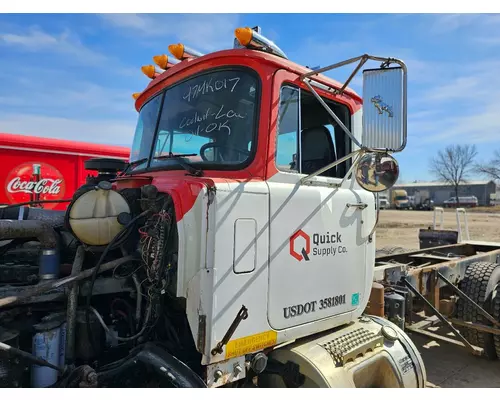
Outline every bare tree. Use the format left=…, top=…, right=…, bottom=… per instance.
left=475, top=150, right=500, bottom=182
left=429, top=144, right=478, bottom=207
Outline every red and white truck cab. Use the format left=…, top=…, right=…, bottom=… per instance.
left=107, top=27, right=423, bottom=387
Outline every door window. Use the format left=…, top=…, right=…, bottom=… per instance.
left=275, top=85, right=352, bottom=178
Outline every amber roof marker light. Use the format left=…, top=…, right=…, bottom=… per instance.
left=141, top=65, right=158, bottom=79
left=168, top=43, right=204, bottom=61
left=234, top=27, right=253, bottom=47
left=132, top=93, right=141, bottom=100
left=153, top=54, right=169, bottom=70
left=234, top=26, right=288, bottom=59
left=152, top=54, right=179, bottom=70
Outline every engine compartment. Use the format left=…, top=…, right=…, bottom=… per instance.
left=0, top=159, right=204, bottom=388
left=0, top=157, right=427, bottom=389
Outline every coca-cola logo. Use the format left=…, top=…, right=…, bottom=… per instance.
left=5, top=162, right=66, bottom=210
left=7, top=177, right=63, bottom=195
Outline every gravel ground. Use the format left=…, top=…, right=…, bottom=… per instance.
left=376, top=209, right=500, bottom=388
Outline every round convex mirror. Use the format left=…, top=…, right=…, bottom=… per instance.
left=355, top=152, right=399, bottom=192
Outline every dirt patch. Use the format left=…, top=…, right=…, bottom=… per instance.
left=410, top=334, right=500, bottom=388
left=376, top=209, right=500, bottom=249
left=447, top=205, right=500, bottom=214
left=379, top=221, right=423, bottom=229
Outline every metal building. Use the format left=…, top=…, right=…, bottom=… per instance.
left=392, top=180, right=497, bottom=206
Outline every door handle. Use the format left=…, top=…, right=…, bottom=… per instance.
left=346, top=203, right=368, bottom=210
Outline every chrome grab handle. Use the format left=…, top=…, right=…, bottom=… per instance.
left=346, top=203, right=368, bottom=210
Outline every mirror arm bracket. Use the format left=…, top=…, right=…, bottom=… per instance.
left=340, top=151, right=363, bottom=186
left=300, top=147, right=392, bottom=185
left=300, top=54, right=407, bottom=82
left=302, top=78, right=361, bottom=149
left=368, top=192, right=383, bottom=243
left=300, top=149, right=364, bottom=184
left=339, top=56, right=369, bottom=95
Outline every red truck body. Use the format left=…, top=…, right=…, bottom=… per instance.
left=0, top=133, right=130, bottom=210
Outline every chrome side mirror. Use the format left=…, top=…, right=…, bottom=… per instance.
left=355, top=152, right=399, bottom=192
left=362, top=66, right=407, bottom=152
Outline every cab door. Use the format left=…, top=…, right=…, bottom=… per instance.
left=266, top=73, right=374, bottom=331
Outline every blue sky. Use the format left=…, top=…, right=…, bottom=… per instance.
left=1, top=13, right=500, bottom=181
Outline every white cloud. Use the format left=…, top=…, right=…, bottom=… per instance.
left=408, top=101, right=500, bottom=147
left=414, top=59, right=500, bottom=101
left=0, top=28, right=61, bottom=47
left=474, top=36, right=500, bottom=45
left=424, top=13, right=500, bottom=45
left=99, top=13, right=240, bottom=51
left=0, top=62, right=140, bottom=146
left=100, top=14, right=151, bottom=32
left=0, top=65, right=136, bottom=117
left=0, top=26, right=109, bottom=65
left=421, top=76, right=482, bottom=103
left=0, top=112, right=135, bottom=147
left=427, top=14, right=482, bottom=34
left=425, top=14, right=500, bottom=34
left=391, top=53, right=500, bottom=147
left=55, top=83, right=132, bottom=113
left=293, top=32, right=439, bottom=88
left=293, top=38, right=355, bottom=63
left=408, top=109, right=440, bottom=122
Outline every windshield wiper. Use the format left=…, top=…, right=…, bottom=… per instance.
left=152, top=153, right=203, bottom=176
left=154, top=153, right=198, bottom=159
left=120, top=157, right=149, bottom=175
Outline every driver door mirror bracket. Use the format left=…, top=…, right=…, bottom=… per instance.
left=299, top=150, right=362, bottom=185
left=300, top=54, right=408, bottom=153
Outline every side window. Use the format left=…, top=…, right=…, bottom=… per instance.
left=276, top=87, right=299, bottom=172
left=300, top=91, right=351, bottom=178
left=274, top=85, right=352, bottom=178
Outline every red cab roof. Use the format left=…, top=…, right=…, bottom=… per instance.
left=135, top=48, right=363, bottom=111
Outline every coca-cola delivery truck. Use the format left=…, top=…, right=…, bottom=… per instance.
left=0, top=133, right=130, bottom=210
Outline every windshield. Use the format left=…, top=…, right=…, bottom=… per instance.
left=129, top=68, right=259, bottom=172
left=130, top=94, right=162, bottom=170
left=395, top=196, right=407, bottom=201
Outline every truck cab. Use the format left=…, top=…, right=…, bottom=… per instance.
left=109, top=27, right=426, bottom=387
left=378, top=194, right=390, bottom=209
left=392, top=189, right=409, bottom=209
left=124, top=44, right=371, bottom=343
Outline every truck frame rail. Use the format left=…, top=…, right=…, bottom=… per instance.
left=373, top=241, right=500, bottom=357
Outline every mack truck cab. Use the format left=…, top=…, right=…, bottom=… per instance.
left=0, top=27, right=425, bottom=388
left=119, top=27, right=425, bottom=387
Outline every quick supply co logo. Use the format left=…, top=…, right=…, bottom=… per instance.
left=290, top=229, right=347, bottom=262
left=289, top=229, right=310, bottom=262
